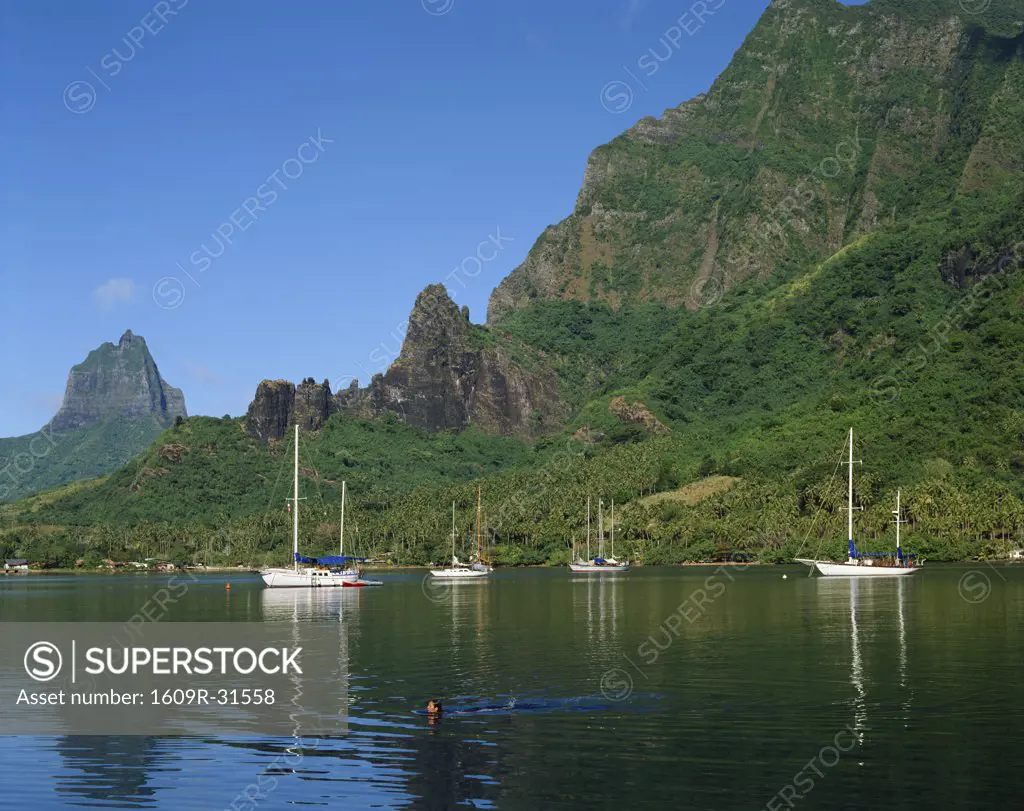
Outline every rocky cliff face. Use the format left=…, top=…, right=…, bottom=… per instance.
left=244, top=380, right=297, bottom=440
left=487, top=0, right=1024, bottom=323
left=50, top=330, right=186, bottom=431
left=365, top=285, right=567, bottom=436
left=244, top=286, right=568, bottom=441
left=0, top=330, right=186, bottom=502
left=608, top=397, right=669, bottom=436
left=244, top=378, right=335, bottom=440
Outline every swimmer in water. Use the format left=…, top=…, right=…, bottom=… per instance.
left=426, top=699, right=443, bottom=722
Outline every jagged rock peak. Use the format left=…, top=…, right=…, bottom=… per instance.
left=401, top=284, right=467, bottom=354
left=244, top=380, right=294, bottom=441
left=243, top=283, right=569, bottom=441
left=364, top=283, right=568, bottom=438
left=50, top=330, right=186, bottom=433
left=244, top=378, right=335, bottom=441
left=0, top=330, right=187, bottom=502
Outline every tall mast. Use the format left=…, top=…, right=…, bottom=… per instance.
left=848, top=428, right=854, bottom=546
left=611, top=499, right=615, bottom=559
left=476, top=486, right=482, bottom=561
left=896, top=490, right=901, bottom=549
left=894, top=489, right=902, bottom=551
left=598, top=500, right=605, bottom=559
left=587, top=496, right=592, bottom=561
left=846, top=428, right=862, bottom=559
left=452, top=500, right=456, bottom=564
left=339, top=480, right=347, bottom=557
left=293, top=424, right=299, bottom=572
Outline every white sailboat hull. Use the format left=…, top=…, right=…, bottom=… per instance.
left=428, top=567, right=489, bottom=579
left=569, top=562, right=630, bottom=573
left=796, top=559, right=922, bottom=577
left=261, top=567, right=361, bottom=588
left=423, top=565, right=487, bottom=581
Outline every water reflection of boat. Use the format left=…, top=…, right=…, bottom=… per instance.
left=259, top=585, right=352, bottom=739
left=574, top=573, right=621, bottom=644
left=824, top=575, right=914, bottom=743
left=897, top=576, right=912, bottom=721
left=849, top=579, right=866, bottom=744
left=260, top=583, right=365, bottom=621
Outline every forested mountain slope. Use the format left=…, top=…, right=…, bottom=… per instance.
left=4, top=0, right=1023, bottom=567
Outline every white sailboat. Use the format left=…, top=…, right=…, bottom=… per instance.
left=569, top=497, right=629, bottom=573
left=260, top=426, right=362, bottom=588
left=429, top=500, right=489, bottom=580
left=796, top=429, right=922, bottom=577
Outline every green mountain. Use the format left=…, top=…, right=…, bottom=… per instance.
left=0, top=331, right=186, bottom=504
left=489, top=0, right=1024, bottom=322
left=4, top=0, right=1023, bottom=568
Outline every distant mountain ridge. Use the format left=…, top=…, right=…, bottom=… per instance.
left=0, top=330, right=186, bottom=502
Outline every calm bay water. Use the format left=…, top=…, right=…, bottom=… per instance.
left=1, top=564, right=1022, bottom=810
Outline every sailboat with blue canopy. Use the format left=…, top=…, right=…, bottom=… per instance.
left=796, top=429, right=923, bottom=577
left=260, top=427, right=365, bottom=587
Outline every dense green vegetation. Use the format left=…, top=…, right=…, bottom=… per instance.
left=496, top=302, right=677, bottom=408
left=3, top=0, right=1024, bottom=569
left=0, top=415, right=175, bottom=505
left=5, top=200, right=1021, bottom=568
left=6, top=414, right=532, bottom=523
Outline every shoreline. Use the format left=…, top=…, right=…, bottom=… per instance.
left=3, top=561, right=758, bottom=575
left=3, top=560, right=1014, bottom=577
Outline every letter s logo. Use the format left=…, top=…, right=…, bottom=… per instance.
left=25, top=641, right=63, bottom=682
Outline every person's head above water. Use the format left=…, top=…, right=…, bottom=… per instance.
left=426, top=699, right=443, bottom=716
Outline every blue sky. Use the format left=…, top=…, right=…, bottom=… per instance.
left=0, top=0, right=868, bottom=436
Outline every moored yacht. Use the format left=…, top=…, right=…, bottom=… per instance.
left=260, top=426, right=363, bottom=588
left=569, top=497, right=630, bottom=573
left=429, top=500, right=490, bottom=580
left=796, top=430, right=923, bottom=578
